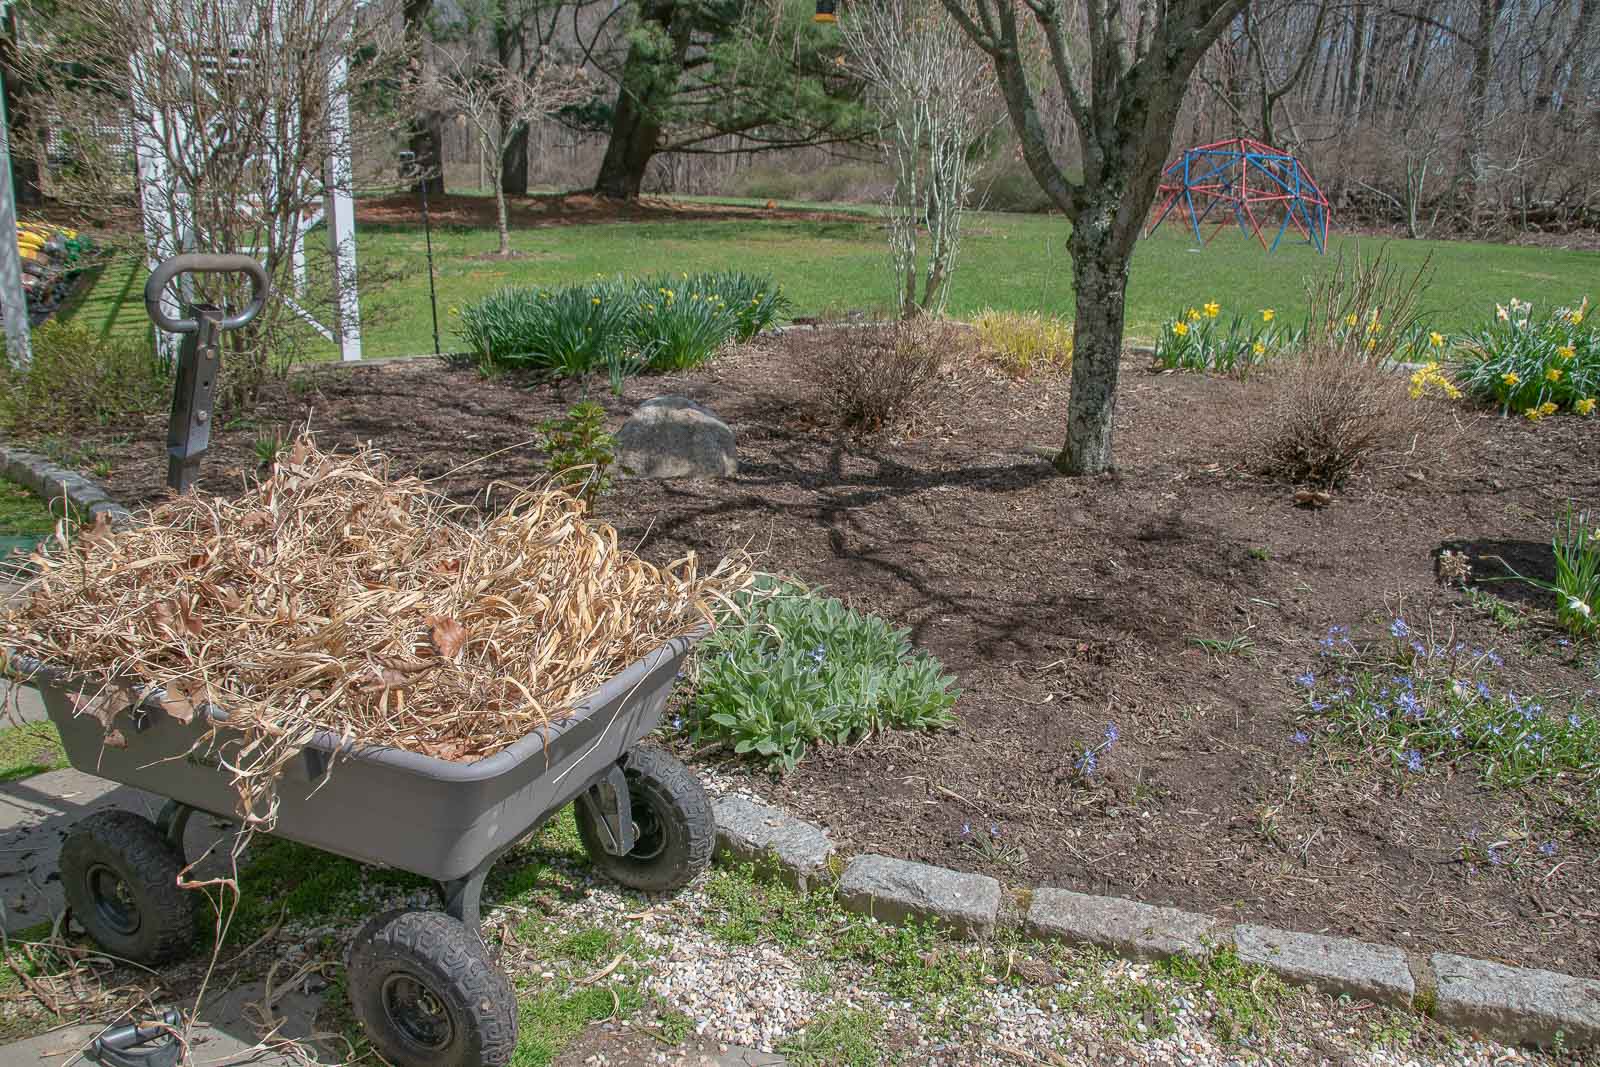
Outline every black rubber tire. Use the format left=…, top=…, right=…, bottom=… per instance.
left=58, top=809, right=195, bottom=965
left=576, top=745, right=714, bottom=894
left=347, top=909, right=517, bottom=1067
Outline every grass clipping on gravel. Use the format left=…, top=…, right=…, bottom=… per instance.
left=1, top=437, right=747, bottom=825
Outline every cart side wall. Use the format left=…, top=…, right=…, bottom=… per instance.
left=36, top=635, right=692, bottom=882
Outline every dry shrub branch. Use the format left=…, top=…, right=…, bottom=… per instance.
left=818, top=319, right=961, bottom=432
left=1, top=439, right=747, bottom=825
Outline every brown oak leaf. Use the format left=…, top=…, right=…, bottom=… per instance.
left=103, top=729, right=128, bottom=749
left=425, top=615, right=469, bottom=659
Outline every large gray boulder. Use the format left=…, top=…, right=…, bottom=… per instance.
left=617, top=396, right=737, bottom=479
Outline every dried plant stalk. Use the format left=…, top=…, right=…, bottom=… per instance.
left=2, top=438, right=747, bottom=825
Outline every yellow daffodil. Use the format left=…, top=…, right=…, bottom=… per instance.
left=1261, top=309, right=1275, bottom=322
left=1577, top=397, right=1597, bottom=415
left=1186, top=308, right=1201, bottom=322
left=1345, top=313, right=1359, bottom=327
left=1173, top=321, right=1189, bottom=336
left=1540, top=401, right=1558, bottom=416
left=1203, top=301, right=1220, bottom=318
left=1367, top=320, right=1383, bottom=334
left=1429, top=331, right=1445, bottom=347
left=1557, top=345, right=1576, bottom=360
left=1252, top=341, right=1266, bottom=356
left=1524, top=407, right=1542, bottom=421
left=1547, top=367, right=1563, bottom=382
left=591, top=297, right=602, bottom=305
left=1502, top=371, right=1520, bottom=386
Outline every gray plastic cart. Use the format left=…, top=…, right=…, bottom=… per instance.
left=6, top=255, right=717, bottom=1067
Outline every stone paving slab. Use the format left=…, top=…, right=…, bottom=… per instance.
left=0, top=979, right=329, bottom=1066
left=712, top=795, right=835, bottom=892
left=1235, top=923, right=1414, bottom=1007
left=0, top=767, right=237, bottom=932
left=1432, top=952, right=1600, bottom=1048
left=836, top=854, right=1000, bottom=938
left=1027, top=888, right=1228, bottom=962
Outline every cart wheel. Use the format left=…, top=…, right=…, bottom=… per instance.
left=59, top=809, right=195, bottom=965
left=577, top=745, right=714, bottom=894
left=347, top=909, right=517, bottom=1067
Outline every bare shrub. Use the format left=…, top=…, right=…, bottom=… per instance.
left=1256, top=346, right=1426, bottom=488
left=818, top=320, right=962, bottom=432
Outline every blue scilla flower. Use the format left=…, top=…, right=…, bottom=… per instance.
left=1291, top=731, right=1310, bottom=745
left=961, top=822, right=971, bottom=836
left=1476, top=681, right=1493, bottom=702
left=1450, top=724, right=1464, bottom=740
left=1295, top=672, right=1316, bottom=688
left=989, top=823, right=1000, bottom=838
left=1487, top=650, right=1505, bottom=668
left=1076, top=749, right=1098, bottom=775
left=1105, top=723, right=1120, bottom=744
left=1310, top=699, right=1327, bottom=713
left=1390, top=618, right=1410, bottom=639
left=1540, top=842, right=1558, bottom=857
left=1489, top=848, right=1504, bottom=866
left=1571, top=713, right=1584, bottom=729
left=1398, top=691, right=1424, bottom=719
left=1405, top=750, right=1423, bottom=772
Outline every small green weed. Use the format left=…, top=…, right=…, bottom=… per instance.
left=685, top=576, right=958, bottom=772
left=535, top=401, right=621, bottom=509
left=1465, top=588, right=1524, bottom=632
left=1451, top=296, right=1596, bottom=419
left=1247, top=546, right=1271, bottom=562
left=1158, top=946, right=1287, bottom=1043
left=0, top=721, right=67, bottom=782
left=777, top=1006, right=885, bottom=1067
left=1294, top=619, right=1599, bottom=787
left=654, top=1006, right=695, bottom=1044
left=1189, top=634, right=1258, bottom=660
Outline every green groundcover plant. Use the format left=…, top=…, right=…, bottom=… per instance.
left=1451, top=296, right=1597, bottom=420
left=681, top=576, right=958, bottom=772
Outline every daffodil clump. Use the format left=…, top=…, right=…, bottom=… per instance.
left=1496, top=501, right=1600, bottom=639
left=1451, top=296, right=1597, bottom=420
left=457, top=271, right=790, bottom=384
left=1153, top=302, right=1299, bottom=375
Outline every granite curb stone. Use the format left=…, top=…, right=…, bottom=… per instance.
left=836, top=854, right=1001, bottom=938
left=712, top=795, right=836, bottom=892
left=1026, top=887, right=1229, bottom=961
left=0, top=446, right=132, bottom=527
left=1235, top=923, right=1415, bottom=1007
left=1432, top=952, right=1600, bottom=1047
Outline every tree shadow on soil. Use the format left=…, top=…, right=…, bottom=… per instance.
left=1436, top=538, right=1556, bottom=609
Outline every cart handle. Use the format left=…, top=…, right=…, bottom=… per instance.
left=143, top=254, right=270, bottom=335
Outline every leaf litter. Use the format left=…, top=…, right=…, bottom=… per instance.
left=1, top=436, right=748, bottom=826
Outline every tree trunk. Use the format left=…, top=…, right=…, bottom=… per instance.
left=502, top=122, right=529, bottom=194
left=1055, top=209, right=1131, bottom=475
left=495, top=179, right=511, bottom=255
left=594, top=3, right=687, bottom=200
left=404, top=0, right=444, bottom=197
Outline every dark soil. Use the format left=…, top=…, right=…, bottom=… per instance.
left=51, top=330, right=1600, bottom=980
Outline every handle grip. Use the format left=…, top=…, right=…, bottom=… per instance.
left=144, top=254, right=270, bottom=334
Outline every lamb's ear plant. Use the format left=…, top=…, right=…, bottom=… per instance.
left=1484, top=501, right=1598, bottom=637
left=683, top=575, right=959, bottom=772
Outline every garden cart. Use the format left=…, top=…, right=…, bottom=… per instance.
left=13, top=254, right=717, bottom=1067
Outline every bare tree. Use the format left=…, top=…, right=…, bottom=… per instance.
left=842, top=0, right=998, bottom=318
left=940, top=0, right=1248, bottom=474
left=414, top=44, right=589, bottom=255
left=17, top=0, right=405, bottom=396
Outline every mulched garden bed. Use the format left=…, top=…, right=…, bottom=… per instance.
left=48, top=330, right=1600, bottom=980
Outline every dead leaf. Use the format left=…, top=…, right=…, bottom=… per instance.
left=215, top=584, right=244, bottom=611
left=1292, top=489, right=1333, bottom=508
left=160, top=686, right=196, bottom=725
left=80, top=512, right=114, bottom=550
left=241, top=511, right=272, bottom=532
left=103, top=729, right=127, bottom=749
left=425, top=615, right=469, bottom=659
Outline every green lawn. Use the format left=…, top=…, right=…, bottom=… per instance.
left=64, top=196, right=1600, bottom=361
left=0, top=480, right=54, bottom=537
